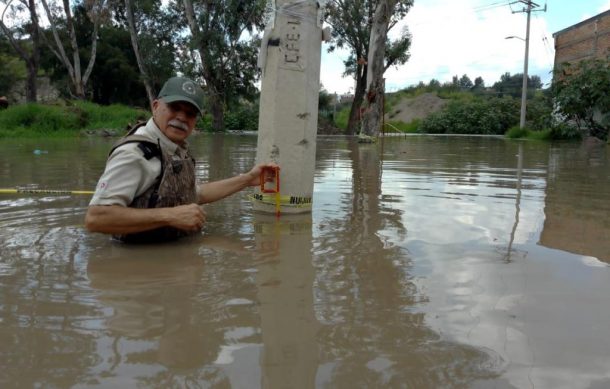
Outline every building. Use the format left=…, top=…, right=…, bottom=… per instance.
left=552, top=9, right=610, bottom=67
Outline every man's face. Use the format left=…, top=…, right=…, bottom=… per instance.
left=152, top=99, right=200, bottom=144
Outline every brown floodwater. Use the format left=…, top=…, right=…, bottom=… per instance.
left=0, top=134, right=609, bottom=388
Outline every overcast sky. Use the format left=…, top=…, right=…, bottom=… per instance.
left=320, top=0, right=610, bottom=94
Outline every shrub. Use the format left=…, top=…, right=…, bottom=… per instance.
left=334, top=106, right=350, bottom=130
left=505, top=123, right=581, bottom=141
left=72, top=100, right=148, bottom=130
left=419, top=96, right=520, bottom=135
left=547, top=122, right=582, bottom=140
left=0, top=101, right=148, bottom=137
left=222, top=104, right=259, bottom=132
left=525, top=94, right=554, bottom=131
left=386, top=119, right=420, bottom=133
left=552, top=59, right=610, bottom=140
left=505, top=125, right=529, bottom=139
left=0, top=103, right=82, bottom=133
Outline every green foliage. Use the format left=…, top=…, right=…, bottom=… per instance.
left=86, top=25, right=153, bottom=106
left=0, top=104, right=83, bottom=134
left=319, top=88, right=333, bottom=113
left=492, top=72, right=543, bottom=98
left=0, top=54, right=26, bottom=96
left=420, top=97, right=520, bottom=135
left=458, top=74, right=473, bottom=89
left=176, top=1, right=266, bottom=105
left=198, top=114, right=214, bottom=132
left=505, top=123, right=581, bottom=141
left=505, top=125, right=529, bottom=139
left=386, top=119, right=419, bottom=133
left=222, top=104, right=259, bottom=132
left=525, top=94, right=553, bottom=130
left=552, top=59, right=610, bottom=140
left=326, top=0, right=414, bottom=133
left=334, top=106, right=351, bottom=130
left=326, top=0, right=414, bottom=75
left=0, top=36, right=27, bottom=96
left=198, top=103, right=260, bottom=133
left=547, top=122, right=582, bottom=140
left=0, top=102, right=148, bottom=137
left=70, top=100, right=149, bottom=129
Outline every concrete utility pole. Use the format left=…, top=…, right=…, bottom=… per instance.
left=254, top=0, right=329, bottom=214
left=513, top=0, right=546, bottom=128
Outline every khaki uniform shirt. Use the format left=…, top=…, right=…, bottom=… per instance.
left=90, top=118, right=196, bottom=207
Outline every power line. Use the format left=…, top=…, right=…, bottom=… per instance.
left=473, top=0, right=510, bottom=11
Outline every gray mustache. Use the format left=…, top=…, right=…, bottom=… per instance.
left=168, top=120, right=189, bottom=131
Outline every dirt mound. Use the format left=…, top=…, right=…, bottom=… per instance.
left=385, top=92, right=446, bottom=123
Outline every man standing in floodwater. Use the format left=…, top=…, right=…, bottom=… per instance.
left=85, top=76, right=274, bottom=243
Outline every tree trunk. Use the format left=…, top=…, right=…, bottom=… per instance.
left=0, top=0, right=41, bottom=102
left=25, top=61, right=38, bottom=102
left=125, top=0, right=155, bottom=108
left=62, top=0, right=84, bottom=98
left=41, top=0, right=103, bottom=99
left=346, top=63, right=367, bottom=135
left=208, top=89, right=225, bottom=131
left=361, top=0, right=395, bottom=137
left=27, top=0, right=40, bottom=102
left=183, top=0, right=225, bottom=131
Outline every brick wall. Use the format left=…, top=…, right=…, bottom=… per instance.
left=553, top=9, right=610, bottom=66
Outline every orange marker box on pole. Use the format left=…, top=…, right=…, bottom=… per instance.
left=260, top=166, right=280, bottom=193
left=260, top=166, right=281, bottom=217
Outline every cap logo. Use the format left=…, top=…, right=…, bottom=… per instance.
left=182, top=81, right=196, bottom=95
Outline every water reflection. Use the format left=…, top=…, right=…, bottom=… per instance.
left=505, top=143, right=523, bottom=262
left=540, top=142, right=610, bottom=263
left=312, top=139, right=502, bottom=387
left=253, top=214, right=318, bottom=388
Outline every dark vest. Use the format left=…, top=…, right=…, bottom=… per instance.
left=110, top=123, right=198, bottom=243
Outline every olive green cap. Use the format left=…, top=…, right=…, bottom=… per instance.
left=157, top=76, right=204, bottom=114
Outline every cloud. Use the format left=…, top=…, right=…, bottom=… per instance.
left=320, top=0, right=555, bottom=94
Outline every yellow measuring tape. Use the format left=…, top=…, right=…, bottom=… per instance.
left=0, top=188, right=94, bottom=195
left=248, top=193, right=313, bottom=208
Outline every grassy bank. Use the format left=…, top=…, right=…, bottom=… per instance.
left=0, top=101, right=148, bottom=138
left=505, top=124, right=583, bottom=141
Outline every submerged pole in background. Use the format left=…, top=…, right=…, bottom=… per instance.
left=253, top=0, right=329, bottom=214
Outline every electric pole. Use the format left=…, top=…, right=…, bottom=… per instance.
left=513, top=1, right=546, bottom=128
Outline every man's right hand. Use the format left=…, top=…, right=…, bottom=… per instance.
left=166, top=203, right=206, bottom=232
left=85, top=204, right=206, bottom=235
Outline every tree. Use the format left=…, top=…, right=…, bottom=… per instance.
left=473, top=76, right=485, bottom=90
left=111, top=0, right=177, bottom=108
left=0, top=0, right=41, bottom=102
left=83, top=24, right=145, bottom=106
left=493, top=72, right=541, bottom=98
left=428, top=78, right=440, bottom=89
left=458, top=74, right=473, bottom=89
left=326, top=0, right=413, bottom=134
left=0, top=36, right=27, bottom=95
left=40, top=0, right=108, bottom=98
left=180, top=0, right=265, bottom=131
left=552, top=59, right=610, bottom=140
left=360, top=0, right=398, bottom=137
left=124, top=0, right=153, bottom=107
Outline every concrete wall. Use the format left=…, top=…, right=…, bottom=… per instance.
left=8, top=76, right=61, bottom=104
left=553, top=9, right=610, bottom=66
